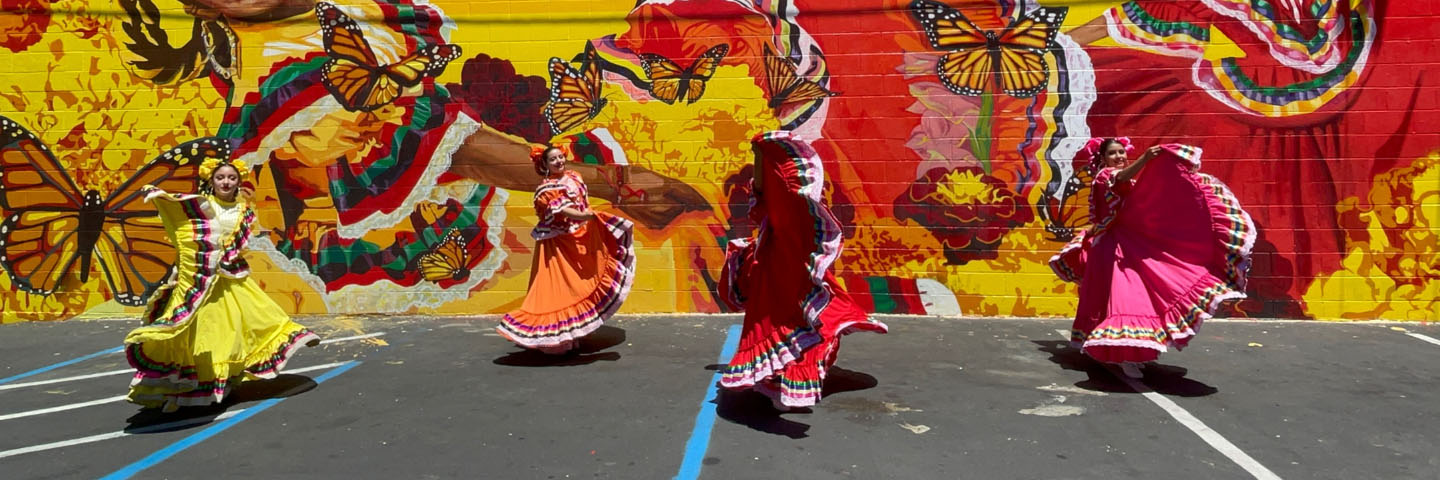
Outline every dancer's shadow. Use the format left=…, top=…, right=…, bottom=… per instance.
left=1033, top=340, right=1218, bottom=397
left=703, top=364, right=878, bottom=439
left=123, top=373, right=319, bottom=432
left=493, top=326, right=625, bottom=367
left=822, top=366, right=878, bottom=397
left=713, top=389, right=811, bottom=439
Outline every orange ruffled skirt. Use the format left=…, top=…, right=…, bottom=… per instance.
left=497, top=212, right=635, bottom=354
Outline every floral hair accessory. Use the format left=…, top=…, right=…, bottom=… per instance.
left=1076, top=136, right=1134, bottom=169
left=530, top=144, right=571, bottom=176
left=198, top=157, right=251, bottom=194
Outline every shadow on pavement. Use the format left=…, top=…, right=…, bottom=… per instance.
left=493, top=326, right=626, bottom=367
left=705, top=364, right=880, bottom=439
left=1033, top=340, right=1218, bottom=397
left=123, top=373, right=319, bottom=432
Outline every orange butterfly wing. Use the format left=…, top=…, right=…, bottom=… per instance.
left=92, top=138, right=216, bottom=305
left=639, top=54, right=685, bottom=104
left=909, top=0, right=1063, bottom=98
left=0, top=116, right=89, bottom=296
left=546, top=42, right=608, bottom=134
left=937, top=48, right=995, bottom=97
left=1038, top=164, right=1096, bottom=242
left=762, top=43, right=837, bottom=110
left=317, top=2, right=462, bottom=112
left=994, top=7, right=1064, bottom=97
left=683, top=44, right=728, bottom=104
left=418, top=229, right=469, bottom=282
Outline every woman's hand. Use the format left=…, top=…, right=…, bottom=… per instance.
left=610, top=166, right=709, bottom=228
left=1136, top=146, right=1163, bottom=163
left=1114, top=145, right=1163, bottom=184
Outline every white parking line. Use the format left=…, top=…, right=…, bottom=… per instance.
left=1112, top=373, right=1282, bottom=480
left=0, top=370, right=133, bottom=392
left=0, top=361, right=352, bottom=422
left=1055, top=330, right=1283, bottom=480
left=0, top=396, right=129, bottom=422
left=0, top=333, right=386, bottom=393
left=0, top=409, right=248, bottom=459
left=319, top=332, right=387, bottom=344
left=1404, top=332, right=1440, bottom=347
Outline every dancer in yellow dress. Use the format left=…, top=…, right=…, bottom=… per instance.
left=124, top=158, right=320, bottom=412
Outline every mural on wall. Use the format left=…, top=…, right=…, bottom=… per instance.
left=0, top=0, right=1434, bottom=323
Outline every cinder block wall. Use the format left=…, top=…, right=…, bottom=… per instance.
left=0, top=0, right=1434, bottom=322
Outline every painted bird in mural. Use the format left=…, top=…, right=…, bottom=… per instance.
left=546, top=41, right=611, bottom=135
left=0, top=116, right=222, bottom=306
left=316, top=2, right=463, bottom=112
left=908, top=0, right=1065, bottom=98
left=639, top=44, right=730, bottom=105
left=762, top=43, right=839, bottom=113
left=119, top=0, right=239, bottom=84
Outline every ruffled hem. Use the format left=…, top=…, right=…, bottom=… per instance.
left=498, top=213, right=635, bottom=353
left=722, top=316, right=888, bottom=408
left=496, top=316, right=607, bottom=354
left=718, top=238, right=755, bottom=311
left=753, top=374, right=824, bottom=409
left=1048, top=231, right=1088, bottom=283
left=1196, top=172, right=1257, bottom=292
left=126, top=329, right=319, bottom=408
left=720, top=326, right=821, bottom=389
left=1073, top=278, right=1244, bottom=364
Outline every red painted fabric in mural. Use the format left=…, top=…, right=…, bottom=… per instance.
left=615, top=0, right=770, bottom=77
left=792, top=0, right=1047, bottom=230
left=0, top=0, right=49, bottom=52
left=1083, top=0, right=1438, bottom=316
left=788, top=0, right=923, bottom=216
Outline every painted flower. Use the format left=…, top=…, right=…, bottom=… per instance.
left=445, top=53, right=549, bottom=143
left=893, top=166, right=1033, bottom=264
left=1, top=0, right=50, bottom=53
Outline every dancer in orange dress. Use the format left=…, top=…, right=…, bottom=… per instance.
left=497, top=146, right=636, bottom=354
left=718, top=131, right=888, bottom=409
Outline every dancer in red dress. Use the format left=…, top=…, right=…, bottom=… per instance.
left=718, top=131, right=888, bottom=409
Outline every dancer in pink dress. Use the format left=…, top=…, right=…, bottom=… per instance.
left=1050, top=137, right=1257, bottom=377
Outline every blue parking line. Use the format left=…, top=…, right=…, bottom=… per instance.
left=674, top=324, right=742, bottom=480
left=99, top=361, right=362, bottom=480
left=0, top=346, right=124, bottom=386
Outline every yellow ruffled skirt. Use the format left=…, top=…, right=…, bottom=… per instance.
left=124, top=275, right=318, bottom=409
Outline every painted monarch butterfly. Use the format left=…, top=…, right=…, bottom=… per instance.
left=545, top=41, right=609, bottom=135
left=908, top=0, right=1065, bottom=98
left=1036, top=161, right=1098, bottom=242
left=639, top=44, right=729, bottom=105
left=417, top=229, right=470, bottom=283
left=0, top=116, right=219, bottom=305
left=762, top=43, right=838, bottom=112
left=316, top=2, right=462, bottom=112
